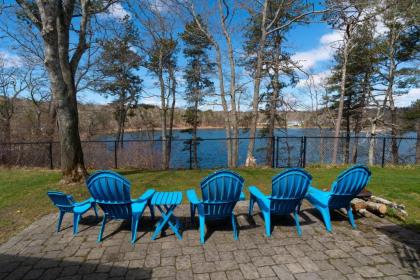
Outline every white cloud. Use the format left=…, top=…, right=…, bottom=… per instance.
left=395, top=88, right=420, bottom=107
left=296, top=70, right=332, bottom=88
left=292, top=31, right=343, bottom=70
left=149, top=0, right=170, bottom=13
left=106, top=3, right=130, bottom=20
left=0, top=51, right=23, bottom=68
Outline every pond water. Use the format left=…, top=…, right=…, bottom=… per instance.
left=96, top=128, right=417, bottom=169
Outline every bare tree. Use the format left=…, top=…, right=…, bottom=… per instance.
left=243, top=0, right=328, bottom=166
left=128, top=0, right=178, bottom=170
left=15, top=0, right=116, bottom=182
left=177, top=0, right=240, bottom=167
left=325, top=1, right=364, bottom=165
left=25, top=67, right=53, bottom=139
left=0, top=57, right=28, bottom=163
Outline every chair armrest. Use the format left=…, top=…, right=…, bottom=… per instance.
left=306, top=186, right=331, bottom=197
left=131, top=200, right=148, bottom=214
left=186, top=189, right=202, bottom=205
left=133, top=189, right=155, bottom=203
left=240, top=191, right=246, bottom=201
left=305, top=186, right=331, bottom=207
left=73, top=197, right=94, bottom=207
left=248, top=186, right=270, bottom=211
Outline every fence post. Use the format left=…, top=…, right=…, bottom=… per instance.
left=299, top=137, right=304, bottom=168
left=189, top=140, right=192, bottom=170
left=276, top=137, right=279, bottom=168
left=381, top=138, right=386, bottom=168
left=114, top=141, right=118, bottom=169
left=48, top=142, right=53, bottom=169
left=302, top=136, right=307, bottom=168
left=271, top=136, right=276, bottom=168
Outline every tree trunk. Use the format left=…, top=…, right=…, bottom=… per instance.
left=386, top=25, right=398, bottom=164
left=265, top=91, right=277, bottom=166
left=27, top=0, right=88, bottom=182
left=353, top=71, right=368, bottom=164
left=368, top=91, right=389, bottom=166
left=351, top=132, right=359, bottom=164
left=56, top=88, right=86, bottom=182
left=217, top=0, right=238, bottom=167
left=192, top=99, right=199, bottom=169
left=368, top=122, right=377, bottom=165
left=213, top=43, right=232, bottom=167
left=166, top=65, right=177, bottom=169
left=246, top=1, right=269, bottom=167
left=332, top=33, right=350, bottom=165
left=389, top=95, right=399, bottom=164
left=157, top=54, right=169, bottom=169
left=344, top=111, right=350, bottom=164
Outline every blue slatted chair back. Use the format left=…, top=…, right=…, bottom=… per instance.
left=200, top=170, right=244, bottom=218
left=86, top=171, right=132, bottom=219
left=270, top=168, right=312, bottom=214
left=329, top=165, right=371, bottom=209
left=47, top=191, right=75, bottom=212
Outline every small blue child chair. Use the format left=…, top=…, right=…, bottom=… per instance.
left=187, top=170, right=245, bottom=244
left=305, top=165, right=371, bottom=232
left=86, top=170, right=155, bottom=243
left=248, top=168, right=312, bottom=237
left=47, top=191, right=98, bottom=235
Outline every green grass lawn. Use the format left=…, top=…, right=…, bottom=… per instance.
left=0, top=166, right=419, bottom=243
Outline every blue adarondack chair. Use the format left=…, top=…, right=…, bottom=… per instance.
left=305, top=165, right=371, bottom=232
left=86, top=171, right=155, bottom=243
left=186, top=170, right=245, bottom=244
left=248, top=168, right=312, bottom=237
left=47, top=191, right=98, bottom=235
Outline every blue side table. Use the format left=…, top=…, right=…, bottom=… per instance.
left=151, top=191, right=183, bottom=240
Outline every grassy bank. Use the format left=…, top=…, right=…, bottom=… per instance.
left=0, top=166, right=419, bottom=243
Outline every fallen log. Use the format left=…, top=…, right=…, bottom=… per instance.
left=392, top=210, right=407, bottom=221
left=365, top=201, right=387, bottom=216
left=358, top=209, right=373, bottom=218
left=370, top=195, right=405, bottom=210
left=351, top=198, right=367, bottom=211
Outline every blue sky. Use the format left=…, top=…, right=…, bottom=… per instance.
left=78, top=3, right=339, bottom=109
left=1, top=1, right=418, bottom=109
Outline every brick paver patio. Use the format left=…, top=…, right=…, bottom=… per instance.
left=0, top=201, right=419, bottom=279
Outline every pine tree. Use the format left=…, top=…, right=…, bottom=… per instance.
left=326, top=15, right=378, bottom=164
left=180, top=18, right=214, bottom=168
left=375, top=0, right=419, bottom=164
left=95, top=18, right=142, bottom=148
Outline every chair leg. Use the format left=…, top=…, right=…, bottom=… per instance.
left=262, top=212, right=271, bottom=237
left=92, top=204, right=99, bottom=220
left=131, top=213, right=140, bottom=244
left=148, top=202, right=155, bottom=221
left=98, top=215, right=107, bottom=243
left=248, top=195, right=255, bottom=217
left=319, top=207, right=332, bottom=232
left=199, top=215, right=205, bottom=244
left=231, top=214, right=238, bottom=240
left=347, top=206, right=356, bottom=229
left=293, top=210, right=302, bottom=237
left=73, top=213, right=81, bottom=235
left=57, top=211, right=65, bottom=233
left=190, top=203, right=196, bottom=224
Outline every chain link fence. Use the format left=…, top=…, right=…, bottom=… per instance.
left=0, top=136, right=418, bottom=169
